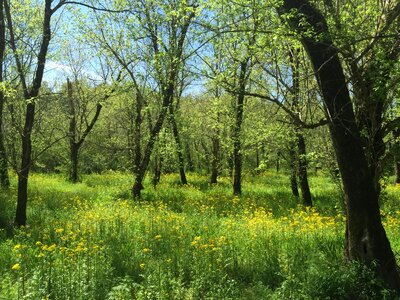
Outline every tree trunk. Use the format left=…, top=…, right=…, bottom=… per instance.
left=133, top=92, right=142, bottom=177
left=232, top=61, right=248, bottom=196
left=394, top=130, right=400, bottom=184
left=281, top=0, right=400, bottom=291
left=210, top=135, right=220, bottom=184
left=152, top=150, right=163, bottom=188
left=255, top=147, right=260, bottom=170
left=15, top=120, right=33, bottom=227
left=289, top=140, right=299, bottom=198
left=0, top=94, right=9, bottom=189
left=0, top=3, right=9, bottom=189
left=185, top=142, right=194, bottom=172
left=276, top=151, right=280, bottom=173
left=132, top=102, right=169, bottom=198
left=297, top=130, right=312, bottom=206
left=169, top=104, right=187, bottom=185
left=69, top=143, right=79, bottom=183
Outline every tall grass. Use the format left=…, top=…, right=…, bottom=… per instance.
left=0, top=171, right=399, bottom=299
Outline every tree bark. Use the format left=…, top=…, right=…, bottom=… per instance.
left=289, top=140, right=299, bottom=198
left=69, top=144, right=79, bottom=183
left=7, top=0, right=53, bottom=226
left=394, top=130, right=400, bottom=184
left=232, top=61, right=248, bottom=195
left=276, top=151, right=280, bottom=173
left=0, top=2, right=9, bottom=189
left=210, top=135, right=220, bottom=184
left=169, top=103, right=187, bottom=185
left=131, top=7, right=194, bottom=198
left=297, top=130, right=312, bottom=206
left=67, top=78, right=105, bottom=183
left=281, top=0, right=400, bottom=291
left=152, top=149, right=163, bottom=188
left=133, top=92, right=142, bottom=177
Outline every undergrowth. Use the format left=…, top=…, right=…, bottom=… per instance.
left=0, top=171, right=399, bottom=299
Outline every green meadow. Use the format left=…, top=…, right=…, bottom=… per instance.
left=1, top=172, right=400, bottom=299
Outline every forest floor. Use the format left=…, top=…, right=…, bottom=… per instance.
left=1, top=172, right=400, bottom=299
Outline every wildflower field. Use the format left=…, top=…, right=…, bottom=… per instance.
left=1, top=172, right=400, bottom=299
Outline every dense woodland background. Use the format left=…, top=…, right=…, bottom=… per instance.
left=1, top=0, right=400, bottom=298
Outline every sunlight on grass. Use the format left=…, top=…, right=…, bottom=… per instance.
left=0, top=172, right=398, bottom=299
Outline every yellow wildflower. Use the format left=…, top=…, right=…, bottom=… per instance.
left=155, top=234, right=162, bottom=240
left=11, top=263, right=21, bottom=270
left=139, top=263, right=145, bottom=269
left=47, top=244, right=56, bottom=252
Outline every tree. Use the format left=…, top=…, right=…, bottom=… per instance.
left=201, top=0, right=260, bottom=195
left=0, top=2, right=9, bottom=188
left=321, top=0, right=400, bottom=195
left=279, top=0, right=400, bottom=290
left=66, top=78, right=117, bottom=182
left=4, top=0, right=61, bottom=226
left=4, top=0, right=122, bottom=225
left=134, top=0, right=196, bottom=197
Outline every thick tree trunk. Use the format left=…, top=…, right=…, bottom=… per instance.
left=289, top=140, right=299, bottom=198
left=281, top=0, right=400, bottom=291
left=297, top=131, right=312, bottom=206
left=169, top=104, right=187, bottom=185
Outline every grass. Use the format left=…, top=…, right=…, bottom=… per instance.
left=1, top=171, right=400, bottom=299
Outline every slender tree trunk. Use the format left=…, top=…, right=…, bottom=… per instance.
left=289, top=140, right=299, bottom=198
left=169, top=104, right=187, bottom=184
left=15, top=105, right=34, bottom=226
left=276, top=151, right=280, bottom=173
left=232, top=61, right=248, bottom=195
left=255, top=147, right=260, bottom=170
left=0, top=95, right=9, bottom=189
left=132, top=99, right=170, bottom=198
left=185, top=142, right=194, bottom=172
left=210, top=135, right=220, bottom=184
left=67, top=78, right=105, bottom=183
left=152, top=150, right=163, bottom=188
left=297, top=130, right=312, bottom=206
left=69, top=143, right=79, bottom=183
left=134, top=93, right=142, bottom=176
left=67, top=79, right=78, bottom=183
left=281, top=0, right=400, bottom=290
left=394, top=130, right=400, bottom=184
left=0, top=3, right=9, bottom=189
